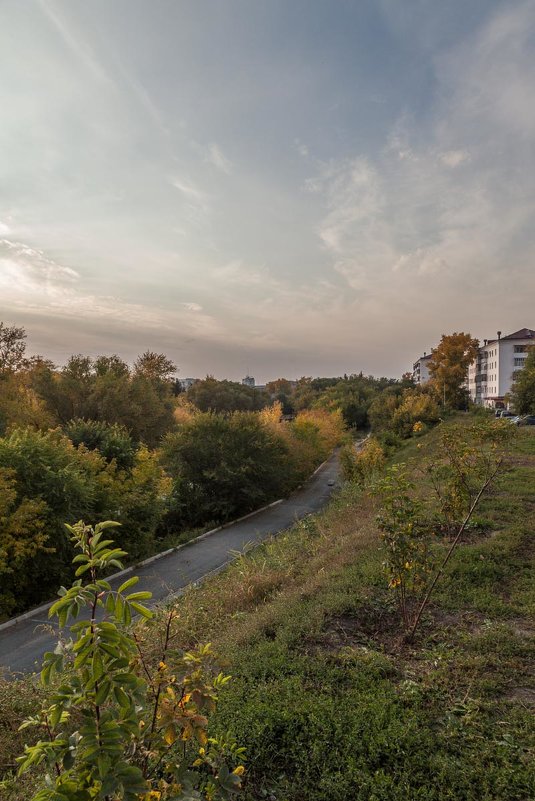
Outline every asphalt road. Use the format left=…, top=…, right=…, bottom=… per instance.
left=0, top=453, right=340, bottom=675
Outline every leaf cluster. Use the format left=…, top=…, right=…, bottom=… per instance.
left=14, top=521, right=244, bottom=801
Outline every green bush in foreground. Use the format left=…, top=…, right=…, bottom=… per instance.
left=12, top=521, right=244, bottom=801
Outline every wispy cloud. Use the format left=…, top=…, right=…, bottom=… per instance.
left=310, top=0, right=535, bottom=313
left=37, top=0, right=112, bottom=85
left=205, top=143, right=232, bottom=174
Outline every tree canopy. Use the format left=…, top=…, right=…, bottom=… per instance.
left=427, top=332, right=479, bottom=409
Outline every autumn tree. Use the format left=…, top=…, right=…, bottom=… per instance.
left=427, top=332, right=479, bottom=409
left=0, top=322, right=26, bottom=374
left=134, top=350, right=177, bottom=381
left=510, top=347, right=535, bottom=414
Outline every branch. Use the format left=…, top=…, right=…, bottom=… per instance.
left=406, top=458, right=503, bottom=642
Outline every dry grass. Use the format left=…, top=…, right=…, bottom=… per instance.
left=135, top=490, right=380, bottom=659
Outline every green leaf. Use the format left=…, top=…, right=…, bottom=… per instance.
left=95, top=681, right=111, bottom=706
left=116, top=576, right=138, bottom=594
left=128, top=602, right=153, bottom=620
left=125, top=591, right=152, bottom=602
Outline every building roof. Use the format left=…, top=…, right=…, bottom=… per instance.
left=485, top=327, right=535, bottom=345
left=501, top=328, right=535, bottom=340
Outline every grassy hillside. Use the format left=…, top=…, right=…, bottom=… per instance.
left=1, top=416, right=534, bottom=800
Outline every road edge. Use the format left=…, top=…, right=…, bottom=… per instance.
left=0, top=451, right=338, bottom=633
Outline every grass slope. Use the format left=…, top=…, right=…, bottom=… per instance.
left=1, top=417, right=534, bottom=800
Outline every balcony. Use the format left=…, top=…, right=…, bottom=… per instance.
left=475, top=373, right=487, bottom=383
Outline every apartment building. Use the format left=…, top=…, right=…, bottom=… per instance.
left=468, top=328, right=535, bottom=408
left=412, top=352, right=432, bottom=384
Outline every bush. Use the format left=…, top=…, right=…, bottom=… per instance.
left=64, top=418, right=138, bottom=470
left=160, top=412, right=294, bottom=529
left=341, top=437, right=385, bottom=485
left=10, top=522, right=244, bottom=801
left=0, top=429, right=167, bottom=616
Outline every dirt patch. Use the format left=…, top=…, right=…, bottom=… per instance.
left=509, top=618, right=535, bottom=639
left=504, top=687, right=535, bottom=707
left=306, top=603, right=490, bottom=663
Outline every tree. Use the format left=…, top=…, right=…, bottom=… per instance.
left=427, top=332, right=479, bottom=409
left=510, top=347, right=535, bottom=414
left=64, top=419, right=138, bottom=471
left=315, top=375, right=381, bottom=428
left=134, top=350, right=177, bottom=381
left=186, top=377, right=267, bottom=413
left=0, top=428, right=167, bottom=615
left=160, top=412, right=292, bottom=528
left=0, top=322, right=26, bottom=373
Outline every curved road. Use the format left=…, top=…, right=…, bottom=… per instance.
left=0, top=453, right=340, bottom=675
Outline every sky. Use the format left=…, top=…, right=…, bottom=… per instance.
left=1, top=0, right=535, bottom=382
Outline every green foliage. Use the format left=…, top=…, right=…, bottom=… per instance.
left=65, top=419, right=138, bottom=471
left=424, top=419, right=516, bottom=535
left=314, top=374, right=397, bottom=428
left=368, top=387, right=440, bottom=440
left=160, top=412, right=292, bottom=529
left=0, top=428, right=110, bottom=613
left=510, top=346, right=535, bottom=414
left=186, top=377, right=267, bottom=413
left=14, top=522, right=244, bottom=801
left=373, top=464, right=432, bottom=627
left=0, top=429, right=167, bottom=617
left=373, top=419, right=514, bottom=635
left=30, top=354, right=176, bottom=447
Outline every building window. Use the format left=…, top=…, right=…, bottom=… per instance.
left=514, top=345, right=527, bottom=353
left=514, top=357, right=526, bottom=367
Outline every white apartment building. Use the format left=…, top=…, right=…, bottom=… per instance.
left=412, top=352, right=433, bottom=384
left=468, top=328, right=535, bottom=408
left=177, top=377, right=199, bottom=391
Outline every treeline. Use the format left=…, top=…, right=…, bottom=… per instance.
left=0, top=323, right=357, bottom=618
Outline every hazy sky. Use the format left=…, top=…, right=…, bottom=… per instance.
left=1, top=1, right=535, bottom=381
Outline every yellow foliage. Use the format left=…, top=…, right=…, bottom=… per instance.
left=341, top=437, right=385, bottom=484
left=258, top=401, right=284, bottom=432
left=173, top=397, right=199, bottom=426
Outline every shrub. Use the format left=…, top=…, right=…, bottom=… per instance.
left=341, top=437, right=386, bottom=485
left=11, top=521, right=244, bottom=801
left=160, top=412, right=293, bottom=529
left=64, top=419, right=138, bottom=471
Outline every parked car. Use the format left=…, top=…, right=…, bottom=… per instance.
left=499, top=410, right=516, bottom=418
left=509, top=416, right=521, bottom=425
left=517, top=415, right=535, bottom=426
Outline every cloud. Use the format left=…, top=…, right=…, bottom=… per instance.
left=294, top=138, right=309, bottom=158
left=308, top=0, right=535, bottom=314
left=0, top=239, right=79, bottom=288
left=205, top=143, right=232, bottom=174
left=0, top=237, right=219, bottom=340
left=439, top=149, right=470, bottom=167
left=37, top=0, right=112, bottom=85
